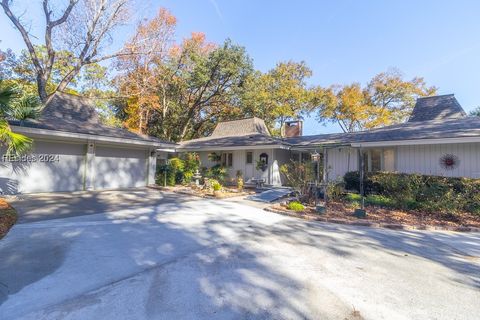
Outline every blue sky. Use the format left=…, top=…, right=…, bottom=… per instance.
left=1, top=0, right=480, bottom=135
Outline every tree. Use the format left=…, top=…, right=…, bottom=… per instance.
left=315, top=69, right=437, bottom=132
left=241, top=61, right=316, bottom=133
left=469, top=106, right=480, bottom=117
left=114, top=8, right=177, bottom=135
left=365, top=69, right=437, bottom=123
left=1, top=45, right=109, bottom=96
left=1, top=0, right=131, bottom=103
left=114, top=10, right=254, bottom=141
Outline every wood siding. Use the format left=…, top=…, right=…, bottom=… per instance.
left=396, top=142, right=480, bottom=178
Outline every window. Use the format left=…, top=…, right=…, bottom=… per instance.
left=363, top=148, right=396, bottom=172
left=222, top=152, right=233, bottom=167
left=370, top=149, right=382, bottom=172
left=246, top=152, right=253, bottom=164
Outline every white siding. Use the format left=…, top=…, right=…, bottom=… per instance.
left=0, top=140, right=86, bottom=194
left=326, top=147, right=358, bottom=181
left=273, top=149, right=291, bottom=185
left=396, top=142, right=480, bottom=178
left=197, top=149, right=285, bottom=185
left=94, top=145, right=147, bottom=189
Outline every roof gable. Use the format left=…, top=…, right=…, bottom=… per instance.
left=211, top=117, right=270, bottom=137
left=408, top=94, right=467, bottom=122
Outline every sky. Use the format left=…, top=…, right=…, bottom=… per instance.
left=1, top=0, right=480, bottom=135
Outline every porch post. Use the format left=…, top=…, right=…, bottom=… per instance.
left=322, top=146, right=328, bottom=203
left=84, top=140, right=95, bottom=190
left=358, top=147, right=365, bottom=210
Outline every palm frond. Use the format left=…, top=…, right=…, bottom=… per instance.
left=9, top=95, right=42, bottom=121
left=0, top=119, right=32, bottom=156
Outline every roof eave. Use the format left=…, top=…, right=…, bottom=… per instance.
left=176, top=144, right=290, bottom=152
left=11, top=125, right=174, bottom=148
left=351, top=136, right=480, bottom=147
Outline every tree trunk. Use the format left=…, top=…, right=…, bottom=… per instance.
left=36, top=75, right=49, bottom=104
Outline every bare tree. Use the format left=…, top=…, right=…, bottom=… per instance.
left=1, top=0, right=131, bottom=103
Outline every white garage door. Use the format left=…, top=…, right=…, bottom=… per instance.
left=94, top=146, right=147, bottom=190
left=0, top=141, right=86, bottom=194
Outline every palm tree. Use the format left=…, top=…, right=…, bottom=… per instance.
left=0, top=84, right=35, bottom=156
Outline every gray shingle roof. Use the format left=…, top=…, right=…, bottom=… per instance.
left=9, top=92, right=174, bottom=146
left=286, top=117, right=480, bottom=147
left=179, top=117, right=281, bottom=150
left=210, top=117, right=270, bottom=137
left=408, top=94, right=467, bottom=122
left=179, top=133, right=287, bottom=150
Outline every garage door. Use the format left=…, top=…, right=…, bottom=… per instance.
left=0, top=141, right=86, bottom=194
left=94, top=146, right=147, bottom=190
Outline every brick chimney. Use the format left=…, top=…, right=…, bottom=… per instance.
left=282, top=120, right=303, bottom=137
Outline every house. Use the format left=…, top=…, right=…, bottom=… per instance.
left=179, top=94, right=480, bottom=185
left=2, top=92, right=479, bottom=194
left=177, top=117, right=292, bottom=186
left=0, top=92, right=175, bottom=194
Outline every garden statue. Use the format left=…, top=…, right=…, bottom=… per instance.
left=193, top=169, right=202, bottom=186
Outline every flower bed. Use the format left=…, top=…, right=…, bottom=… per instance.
left=266, top=201, right=480, bottom=232
left=151, top=185, right=254, bottom=199
left=0, top=198, right=17, bottom=239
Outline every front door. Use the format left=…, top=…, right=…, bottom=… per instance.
left=245, top=151, right=254, bottom=181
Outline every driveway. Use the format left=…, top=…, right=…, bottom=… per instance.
left=6, top=188, right=187, bottom=223
left=0, top=192, right=479, bottom=320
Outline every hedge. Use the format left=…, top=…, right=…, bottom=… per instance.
left=343, top=171, right=480, bottom=214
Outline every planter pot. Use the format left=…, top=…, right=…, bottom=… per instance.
left=316, top=205, right=326, bottom=214
left=354, top=208, right=367, bottom=218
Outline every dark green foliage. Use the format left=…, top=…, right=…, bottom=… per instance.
left=182, top=152, right=200, bottom=183
left=343, top=171, right=480, bottom=214
left=202, top=164, right=228, bottom=183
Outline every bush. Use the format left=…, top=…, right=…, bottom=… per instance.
left=211, top=179, right=222, bottom=191
left=343, top=171, right=480, bottom=214
left=280, top=160, right=315, bottom=198
left=287, top=201, right=305, bottom=212
left=203, top=164, right=228, bottom=183
left=169, top=157, right=185, bottom=186
left=182, top=152, right=200, bottom=183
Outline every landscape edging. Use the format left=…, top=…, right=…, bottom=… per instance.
left=264, top=206, right=480, bottom=233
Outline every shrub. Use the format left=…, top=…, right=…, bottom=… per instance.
left=211, top=179, right=222, bottom=191
left=327, top=180, right=345, bottom=201
left=203, top=164, right=228, bottom=183
left=236, top=170, right=244, bottom=191
left=343, top=171, right=480, bottom=214
left=287, top=201, right=305, bottom=212
left=168, top=157, right=185, bottom=185
left=182, top=152, right=200, bottom=183
left=280, top=160, right=315, bottom=198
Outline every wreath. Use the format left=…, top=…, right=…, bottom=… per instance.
left=439, top=154, right=459, bottom=170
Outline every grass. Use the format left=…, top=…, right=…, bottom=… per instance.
left=0, top=198, right=17, bottom=239
left=345, top=193, right=396, bottom=208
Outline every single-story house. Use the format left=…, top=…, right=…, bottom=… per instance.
left=179, top=94, right=480, bottom=186
left=0, top=92, right=175, bottom=194
left=3, top=92, right=480, bottom=194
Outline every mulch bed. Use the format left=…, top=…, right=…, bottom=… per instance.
left=149, top=185, right=254, bottom=199
left=266, top=201, right=480, bottom=232
left=0, top=198, right=17, bottom=239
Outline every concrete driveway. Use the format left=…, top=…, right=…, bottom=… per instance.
left=6, top=188, right=186, bottom=223
left=0, top=192, right=479, bottom=320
